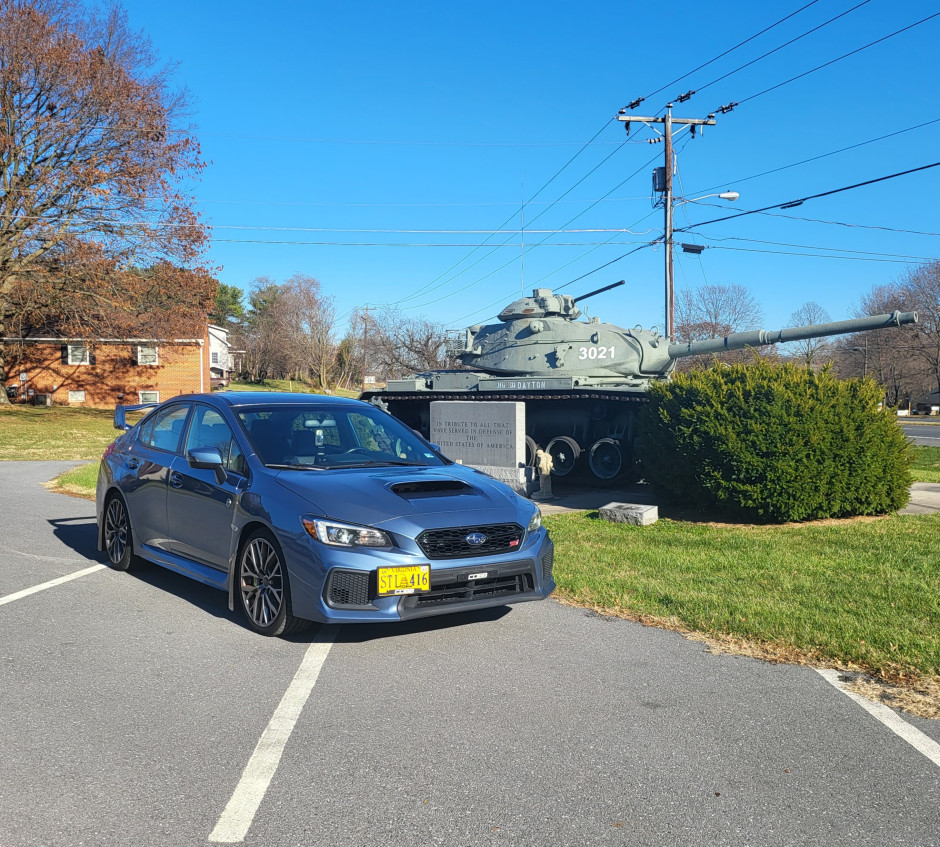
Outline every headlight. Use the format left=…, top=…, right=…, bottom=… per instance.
left=302, top=517, right=392, bottom=547
left=526, top=507, right=542, bottom=533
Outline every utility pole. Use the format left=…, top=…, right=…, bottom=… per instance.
left=618, top=102, right=716, bottom=341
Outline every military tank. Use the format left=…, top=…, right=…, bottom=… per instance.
left=361, top=281, right=917, bottom=480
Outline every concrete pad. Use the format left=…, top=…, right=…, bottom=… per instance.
left=899, top=483, right=940, bottom=515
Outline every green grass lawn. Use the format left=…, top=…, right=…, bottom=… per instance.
left=912, top=446, right=940, bottom=483
left=0, top=405, right=119, bottom=460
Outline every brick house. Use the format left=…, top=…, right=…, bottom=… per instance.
left=2, top=327, right=217, bottom=408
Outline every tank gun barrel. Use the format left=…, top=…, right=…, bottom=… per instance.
left=667, top=310, right=918, bottom=359
left=572, top=279, right=625, bottom=304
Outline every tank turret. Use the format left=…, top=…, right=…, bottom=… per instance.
left=363, top=283, right=917, bottom=482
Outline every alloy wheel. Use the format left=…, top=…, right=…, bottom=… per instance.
left=240, top=536, right=284, bottom=628
left=104, top=498, right=129, bottom=565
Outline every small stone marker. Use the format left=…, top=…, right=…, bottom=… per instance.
left=598, top=502, right=659, bottom=526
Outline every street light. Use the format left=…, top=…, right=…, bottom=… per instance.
left=683, top=191, right=740, bottom=203
left=661, top=189, right=740, bottom=341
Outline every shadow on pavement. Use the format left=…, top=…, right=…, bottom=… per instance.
left=48, top=516, right=101, bottom=561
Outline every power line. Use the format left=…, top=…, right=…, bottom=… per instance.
left=693, top=0, right=873, bottom=96
left=0, top=214, right=658, bottom=236
left=734, top=11, right=940, bottom=107
left=211, top=239, right=654, bottom=248
left=696, top=234, right=937, bottom=262
left=443, top=208, right=664, bottom=327
left=442, top=134, right=701, bottom=326
left=704, top=245, right=928, bottom=265
left=622, top=0, right=822, bottom=108
left=692, top=116, right=940, bottom=195
left=366, top=118, right=625, bottom=312
left=750, top=210, right=940, bottom=238
left=398, top=147, right=663, bottom=315
left=675, top=161, right=940, bottom=233
left=195, top=195, right=655, bottom=209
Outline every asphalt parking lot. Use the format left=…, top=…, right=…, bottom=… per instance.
left=1, top=461, right=938, bottom=847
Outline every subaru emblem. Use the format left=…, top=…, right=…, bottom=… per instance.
left=465, top=532, right=487, bottom=547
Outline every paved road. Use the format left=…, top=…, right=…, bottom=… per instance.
left=1, top=462, right=938, bottom=846
left=902, top=421, right=940, bottom=446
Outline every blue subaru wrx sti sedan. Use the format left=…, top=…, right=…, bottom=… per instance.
left=96, top=393, right=554, bottom=636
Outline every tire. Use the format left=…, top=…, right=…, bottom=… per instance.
left=546, top=436, right=581, bottom=477
left=237, top=529, right=309, bottom=637
left=524, top=436, right=540, bottom=467
left=103, top=493, right=141, bottom=571
left=588, top=438, right=623, bottom=480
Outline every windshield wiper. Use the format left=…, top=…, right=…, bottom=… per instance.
left=319, top=460, right=427, bottom=469
left=265, top=463, right=325, bottom=471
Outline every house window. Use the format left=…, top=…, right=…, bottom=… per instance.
left=139, top=390, right=160, bottom=403
left=211, top=351, right=219, bottom=365
left=67, top=344, right=90, bottom=365
left=68, top=390, right=86, bottom=404
left=137, top=345, right=159, bottom=366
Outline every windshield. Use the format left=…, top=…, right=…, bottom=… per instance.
left=236, top=404, right=447, bottom=469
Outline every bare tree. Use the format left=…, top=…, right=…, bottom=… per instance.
left=279, top=273, right=336, bottom=389
left=898, top=261, right=940, bottom=399
left=784, top=301, right=832, bottom=368
left=831, top=279, right=929, bottom=408
left=366, top=308, right=449, bottom=380
left=235, top=277, right=284, bottom=382
left=334, top=308, right=369, bottom=390
left=233, top=274, right=337, bottom=387
left=673, top=283, right=764, bottom=370
left=0, top=0, right=210, bottom=402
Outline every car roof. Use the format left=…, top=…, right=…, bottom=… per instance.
left=206, top=392, right=367, bottom=408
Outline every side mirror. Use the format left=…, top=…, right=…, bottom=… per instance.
left=188, top=446, right=227, bottom=484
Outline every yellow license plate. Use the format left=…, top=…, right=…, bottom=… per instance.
left=377, top=565, right=430, bottom=596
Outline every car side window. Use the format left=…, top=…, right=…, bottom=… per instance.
left=139, top=404, right=190, bottom=453
left=186, top=405, right=246, bottom=476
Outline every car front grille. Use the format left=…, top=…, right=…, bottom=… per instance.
left=416, top=523, right=524, bottom=560
left=326, top=569, right=373, bottom=608
left=401, top=570, right=535, bottom=610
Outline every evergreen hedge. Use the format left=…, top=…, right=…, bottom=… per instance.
left=637, top=359, right=913, bottom=522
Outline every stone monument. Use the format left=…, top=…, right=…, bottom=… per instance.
left=430, top=401, right=532, bottom=494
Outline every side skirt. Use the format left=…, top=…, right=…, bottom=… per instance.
left=139, top=545, right=229, bottom=592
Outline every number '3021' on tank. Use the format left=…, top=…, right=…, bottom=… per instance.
left=361, top=281, right=916, bottom=482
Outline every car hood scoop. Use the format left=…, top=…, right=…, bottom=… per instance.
left=273, top=466, right=517, bottom=526
left=389, top=479, right=473, bottom=498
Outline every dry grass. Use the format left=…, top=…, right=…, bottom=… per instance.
left=0, top=405, right=118, bottom=460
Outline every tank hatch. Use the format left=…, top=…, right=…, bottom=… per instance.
left=497, top=288, right=581, bottom=322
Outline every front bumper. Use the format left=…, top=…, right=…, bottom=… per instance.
left=287, top=530, right=555, bottom=623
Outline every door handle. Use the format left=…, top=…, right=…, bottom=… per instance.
left=169, top=472, right=184, bottom=488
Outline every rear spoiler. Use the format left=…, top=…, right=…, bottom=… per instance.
left=113, top=402, right=159, bottom=431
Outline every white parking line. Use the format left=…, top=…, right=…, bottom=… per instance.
left=209, top=625, right=338, bottom=843
left=816, top=669, right=940, bottom=768
left=0, top=564, right=106, bottom=607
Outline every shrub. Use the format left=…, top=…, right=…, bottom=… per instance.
left=637, top=359, right=913, bottom=522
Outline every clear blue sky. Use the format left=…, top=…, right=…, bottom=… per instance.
left=121, top=0, right=940, bottom=336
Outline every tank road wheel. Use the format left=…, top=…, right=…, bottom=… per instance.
left=588, top=438, right=623, bottom=480
left=546, top=436, right=581, bottom=477
left=524, top=436, right=540, bottom=467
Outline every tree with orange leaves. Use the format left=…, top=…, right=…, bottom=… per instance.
left=0, top=0, right=213, bottom=402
